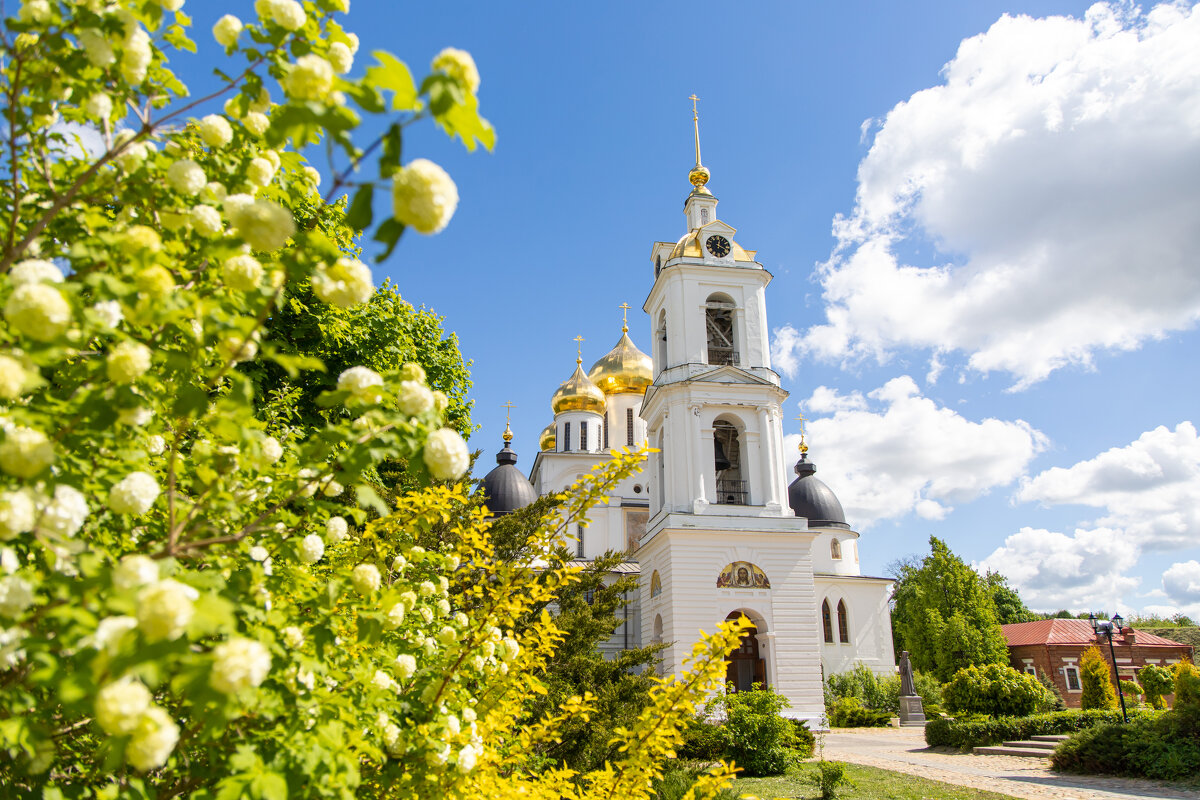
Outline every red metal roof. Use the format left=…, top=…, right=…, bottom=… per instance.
left=1002, top=618, right=1190, bottom=648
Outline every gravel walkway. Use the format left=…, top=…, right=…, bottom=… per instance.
left=820, top=727, right=1200, bottom=800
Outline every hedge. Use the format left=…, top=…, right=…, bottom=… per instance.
left=1052, top=707, right=1200, bottom=781
left=924, top=709, right=1147, bottom=749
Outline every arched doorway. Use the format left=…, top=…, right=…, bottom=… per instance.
left=725, top=612, right=766, bottom=692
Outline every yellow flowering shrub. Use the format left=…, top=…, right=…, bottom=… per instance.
left=0, top=2, right=744, bottom=797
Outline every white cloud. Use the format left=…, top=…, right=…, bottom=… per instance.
left=785, top=375, right=1046, bottom=527
left=777, top=3, right=1200, bottom=389
left=1017, top=422, right=1200, bottom=549
left=1163, top=560, right=1200, bottom=604
left=977, top=526, right=1140, bottom=611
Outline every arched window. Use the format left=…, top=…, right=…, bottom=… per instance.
left=821, top=599, right=833, bottom=643
left=562, top=422, right=571, bottom=452
left=653, top=614, right=663, bottom=642
left=831, top=539, right=842, bottom=560
left=655, top=255, right=662, bottom=278
left=655, top=310, right=668, bottom=371
left=626, top=407, right=635, bottom=447
left=705, top=293, right=737, bottom=366
left=650, top=570, right=661, bottom=598
left=700, top=208, right=709, bottom=224
left=714, top=419, right=746, bottom=505
left=576, top=524, right=584, bottom=558
left=603, top=414, right=609, bottom=450
left=580, top=421, right=588, bottom=451
left=837, top=599, right=850, bottom=643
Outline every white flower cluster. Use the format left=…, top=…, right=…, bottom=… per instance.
left=0, top=574, right=33, bottom=618
left=260, top=436, right=283, bottom=464
left=92, top=300, right=124, bottom=330
left=191, top=205, right=223, bottom=238
left=0, top=426, right=55, bottom=478
left=282, top=54, right=333, bottom=101
left=422, top=428, right=469, bottom=481
left=391, top=159, right=458, bottom=235
left=198, top=114, right=233, bottom=148
left=167, top=159, right=206, bottom=196
left=0, top=356, right=28, bottom=401
left=325, top=515, right=348, bottom=542
left=351, top=563, right=381, bottom=594
left=431, top=47, right=480, bottom=94
left=36, top=484, right=89, bottom=537
left=137, top=579, right=198, bottom=641
left=312, top=258, right=373, bottom=307
left=327, top=42, right=353, bottom=74
left=212, top=14, right=242, bottom=48
left=256, top=0, right=305, bottom=30
left=106, top=341, right=152, bottom=384
left=4, top=282, right=71, bottom=342
left=397, top=380, right=434, bottom=416
left=247, top=156, right=277, bottom=188
left=221, top=253, right=263, bottom=290
left=0, top=490, right=35, bottom=539
left=298, top=533, right=324, bottom=564
left=337, top=366, right=383, bottom=404
left=210, top=637, right=272, bottom=694
left=243, top=112, right=270, bottom=137
left=108, top=471, right=160, bottom=515
left=10, top=259, right=63, bottom=285
left=228, top=199, right=295, bottom=251
left=94, top=676, right=152, bottom=735
left=125, top=706, right=180, bottom=771
left=113, top=555, right=159, bottom=590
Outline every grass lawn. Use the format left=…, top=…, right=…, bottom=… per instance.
left=729, top=763, right=1021, bottom=800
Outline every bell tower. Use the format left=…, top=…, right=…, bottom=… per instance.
left=637, top=98, right=824, bottom=727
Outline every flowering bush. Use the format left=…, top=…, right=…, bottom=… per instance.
left=0, top=2, right=746, bottom=797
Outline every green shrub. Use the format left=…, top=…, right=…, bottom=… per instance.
left=677, top=717, right=726, bottom=762
left=787, top=719, right=816, bottom=759
left=825, top=662, right=897, bottom=712
left=717, top=685, right=798, bottom=777
left=941, top=663, right=1056, bottom=717
left=807, top=760, right=854, bottom=800
left=1080, top=646, right=1118, bottom=710
left=1037, top=670, right=1067, bottom=711
left=1119, top=680, right=1142, bottom=701
left=829, top=697, right=891, bottom=728
left=1173, top=659, right=1200, bottom=710
left=924, top=709, right=1138, bottom=749
left=1138, top=664, right=1173, bottom=709
left=652, top=761, right=739, bottom=800
left=1052, top=706, right=1200, bottom=781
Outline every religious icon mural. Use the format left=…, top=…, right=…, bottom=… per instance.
left=716, top=561, right=770, bottom=589
left=650, top=570, right=662, bottom=598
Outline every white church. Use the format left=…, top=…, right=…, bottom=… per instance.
left=479, top=109, right=895, bottom=727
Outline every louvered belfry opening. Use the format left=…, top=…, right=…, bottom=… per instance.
left=705, top=294, right=737, bottom=366
left=714, top=420, right=747, bottom=505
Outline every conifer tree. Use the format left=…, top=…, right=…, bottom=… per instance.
left=1079, top=645, right=1118, bottom=710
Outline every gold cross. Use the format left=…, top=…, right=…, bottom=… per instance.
left=502, top=401, right=515, bottom=425
left=689, top=93, right=699, bottom=117
left=619, top=302, right=631, bottom=332
left=574, top=335, right=585, bottom=363
left=794, top=412, right=807, bottom=436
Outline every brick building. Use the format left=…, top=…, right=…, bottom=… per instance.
left=1001, top=618, right=1194, bottom=707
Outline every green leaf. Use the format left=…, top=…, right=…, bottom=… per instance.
left=172, top=385, right=209, bottom=418
left=355, top=484, right=390, bottom=515
left=254, top=772, right=288, bottom=800
left=434, top=91, right=496, bottom=153
left=364, top=52, right=418, bottom=111
left=345, top=184, right=375, bottom=232
left=379, top=123, right=403, bottom=179
left=372, top=218, right=406, bottom=262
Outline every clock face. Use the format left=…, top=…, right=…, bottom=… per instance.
left=706, top=235, right=731, bottom=258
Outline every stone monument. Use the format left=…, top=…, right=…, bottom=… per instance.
left=897, top=651, right=926, bottom=726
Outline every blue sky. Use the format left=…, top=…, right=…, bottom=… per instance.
left=188, top=2, right=1200, bottom=617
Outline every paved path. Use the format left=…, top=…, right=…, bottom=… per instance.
left=820, top=726, right=1200, bottom=800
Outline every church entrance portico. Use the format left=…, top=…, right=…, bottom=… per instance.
left=724, top=609, right=769, bottom=692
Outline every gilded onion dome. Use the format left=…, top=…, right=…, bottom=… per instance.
left=551, top=359, right=607, bottom=415
left=588, top=330, right=652, bottom=395
left=539, top=422, right=556, bottom=451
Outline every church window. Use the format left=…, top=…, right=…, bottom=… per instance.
left=821, top=599, right=833, bottom=643
left=831, top=539, right=842, bottom=560
left=576, top=524, right=584, bottom=558
left=563, top=422, right=571, bottom=452
left=580, top=421, right=588, bottom=451
left=700, top=208, right=709, bottom=224
left=604, top=415, right=609, bottom=449
left=1064, top=665, right=1081, bottom=692
left=655, top=310, right=668, bottom=371
left=626, top=408, right=635, bottom=446
left=584, top=588, right=595, bottom=605
left=714, top=420, right=746, bottom=505
left=655, top=255, right=662, bottom=278
left=837, top=599, right=849, bottom=643
left=705, top=293, right=737, bottom=366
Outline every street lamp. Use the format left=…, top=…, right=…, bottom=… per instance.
left=1089, top=612, right=1129, bottom=723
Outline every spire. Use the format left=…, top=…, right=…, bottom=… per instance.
left=501, top=400, right=515, bottom=444
left=688, top=94, right=711, bottom=194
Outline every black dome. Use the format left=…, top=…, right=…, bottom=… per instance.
left=787, top=455, right=850, bottom=529
left=479, top=441, right=537, bottom=516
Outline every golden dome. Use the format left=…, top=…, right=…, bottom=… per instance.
left=689, top=164, right=711, bottom=194
left=551, top=360, right=607, bottom=415
left=589, top=330, right=652, bottom=395
left=539, top=422, right=556, bottom=451
left=669, top=229, right=755, bottom=262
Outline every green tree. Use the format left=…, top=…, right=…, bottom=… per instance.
left=941, top=663, right=1056, bottom=717
left=1080, top=646, right=1119, bottom=710
left=984, top=571, right=1035, bottom=624
left=1138, top=664, right=1174, bottom=709
left=890, top=537, right=1010, bottom=681
left=0, top=4, right=749, bottom=798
